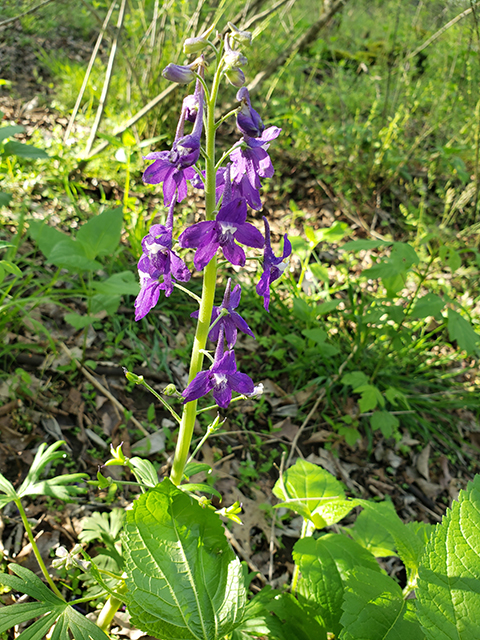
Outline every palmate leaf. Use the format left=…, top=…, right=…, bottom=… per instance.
left=123, top=479, right=246, bottom=640
left=339, top=567, right=424, bottom=639
left=0, top=564, right=109, bottom=640
left=416, top=475, right=480, bottom=640
left=294, top=534, right=381, bottom=636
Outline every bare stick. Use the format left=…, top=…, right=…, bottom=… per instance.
left=247, top=0, right=348, bottom=95
left=84, top=0, right=127, bottom=156
left=406, top=7, right=473, bottom=61
left=59, top=342, right=149, bottom=436
left=0, top=0, right=57, bottom=28
left=64, top=0, right=117, bottom=143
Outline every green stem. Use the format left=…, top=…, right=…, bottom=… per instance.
left=170, top=57, right=224, bottom=486
left=96, top=595, right=122, bottom=633
left=16, top=499, right=65, bottom=600
left=290, top=518, right=315, bottom=594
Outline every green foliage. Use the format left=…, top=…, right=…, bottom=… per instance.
left=123, top=479, right=246, bottom=639
left=0, top=565, right=109, bottom=640
left=416, top=475, right=480, bottom=639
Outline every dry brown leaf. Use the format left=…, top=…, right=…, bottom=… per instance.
left=416, top=444, right=431, bottom=481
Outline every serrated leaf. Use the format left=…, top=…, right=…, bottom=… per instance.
left=3, top=140, right=49, bottom=159
left=348, top=500, right=398, bottom=558
left=76, top=208, right=123, bottom=260
left=447, top=309, right=480, bottom=355
left=416, top=475, right=480, bottom=640
left=272, top=459, right=346, bottom=526
left=0, top=565, right=62, bottom=605
left=78, top=508, right=125, bottom=546
left=294, top=534, right=381, bottom=636
left=123, top=479, right=246, bottom=639
left=369, top=411, right=399, bottom=437
left=411, top=293, right=445, bottom=319
left=354, top=384, right=384, bottom=413
left=266, top=591, right=327, bottom=640
left=339, top=567, right=425, bottom=639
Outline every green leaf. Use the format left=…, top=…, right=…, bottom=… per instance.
left=416, top=475, right=480, bottom=640
left=447, top=309, right=480, bottom=355
left=92, top=271, right=140, bottom=296
left=78, top=508, right=125, bottom=546
left=411, top=294, right=445, bottom=319
left=315, top=221, right=348, bottom=244
left=0, top=471, right=17, bottom=506
left=272, top=459, right=348, bottom=527
left=316, top=299, right=341, bottom=315
left=348, top=500, right=398, bottom=557
left=0, top=259, right=22, bottom=277
left=341, top=240, right=391, bottom=252
left=341, top=371, right=369, bottom=388
left=89, top=293, right=121, bottom=315
left=178, top=483, right=222, bottom=500
left=123, top=479, right=246, bottom=640
left=339, top=567, right=425, bottom=639
left=363, top=242, right=419, bottom=281
left=129, top=457, right=159, bottom=488
left=265, top=591, right=327, bottom=640
left=28, top=220, right=68, bottom=259
left=369, top=411, right=399, bottom=437
left=294, top=534, right=381, bottom=636
left=354, top=384, right=384, bottom=413
left=0, top=192, right=12, bottom=207
left=0, top=603, right=56, bottom=634
left=64, top=313, right=96, bottom=330
left=3, top=140, right=49, bottom=159
left=0, top=124, right=25, bottom=142
left=184, top=462, right=212, bottom=478
left=76, top=208, right=123, bottom=260
left=385, top=387, right=408, bottom=408
left=292, top=297, right=317, bottom=323
left=47, top=239, right=102, bottom=272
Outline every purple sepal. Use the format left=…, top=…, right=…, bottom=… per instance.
left=256, top=217, right=291, bottom=311
left=236, top=87, right=264, bottom=138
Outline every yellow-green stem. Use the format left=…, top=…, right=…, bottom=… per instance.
left=16, top=499, right=65, bottom=600
left=96, top=595, right=122, bottom=633
left=170, top=58, right=224, bottom=486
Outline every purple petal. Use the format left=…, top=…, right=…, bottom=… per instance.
left=143, top=160, right=175, bottom=186
left=212, top=350, right=237, bottom=375
left=179, top=221, right=216, bottom=248
left=222, top=239, right=245, bottom=267
left=217, top=198, right=247, bottom=224
left=170, top=252, right=191, bottom=282
left=195, top=240, right=219, bottom=271
left=182, top=371, right=213, bottom=403
left=212, top=383, right=232, bottom=409
left=234, top=223, right=265, bottom=248
left=227, top=372, right=254, bottom=395
left=232, top=313, right=255, bottom=339
left=135, top=277, right=161, bottom=321
left=229, top=284, right=242, bottom=309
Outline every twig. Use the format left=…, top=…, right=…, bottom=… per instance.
left=64, top=0, right=117, bottom=143
left=85, top=0, right=127, bottom=156
left=0, top=0, right=57, bottom=28
left=59, top=342, right=149, bottom=436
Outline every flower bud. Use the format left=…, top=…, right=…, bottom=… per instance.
left=225, top=67, right=245, bottom=87
left=236, top=87, right=264, bottom=138
left=183, top=24, right=215, bottom=55
left=223, top=34, right=247, bottom=71
left=228, top=22, right=252, bottom=46
left=163, top=383, right=178, bottom=396
left=162, top=63, right=196, bottom=84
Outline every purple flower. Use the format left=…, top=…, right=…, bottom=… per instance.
left=256, top=217, right=291, bottom=311
left=236, top=87, right=264, bottom=138
left=191, top=278, right=255, bottom=348
left=162, top=63, right=196, bottom=84
left=230, top=126, right=281, bottom=210
left=142, top=84, right=204, bottom=205
left=178, top=197, right=264, bottom=271
left=182, top=331, right=254, bottom=408
left=134, top=202, right=191, bottom=321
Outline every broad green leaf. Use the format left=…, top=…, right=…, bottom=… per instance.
left=64, top=313, right=96, bottom=330
left=3, top=140, right=49, bottom=159
left=316, top=299, right=341, bottom=315
left=305, top=225, right=317, bottom=245
left=0, top=602, right=55, bottom=633
left=93, top=271, right=140, bottom=296
left=28, top=220, right=68, bottom=259
left=309, top=263, right=329, bottom=282
left=447, top=309, right=480, bottom=355
left=89, top=293, right=121, bottom=315
left=0, top=259, right=22, bottom=277
left=363, top=242, right=419, bottom=280
left=294, top=534, right=381, bottom=636
left=385, top=386, right=408, bottom=408
left=123, top=479, right=246, bottom=640
left=76, top=207, right=123, bottom=259
left=339, top=568, right=425, bottom=639
left=0, top=565, right=62, bottom=605
left=411, top=293, right=445, bottom=319
left=0, top=192, right=12, bottom=207
left=341, top=240, right=391, bottom=252
left=272, top=459, right=346, bottom=527
left=15, top=610, right=59, bottom=640
left=369, top=411, right=399, bottom=437
left=47, top=239, right=102, bottom=272
left=302, top=328, right=327, bottom=344
left=341, top=371, right=369, bottom=388
left=353, top=384, right=384, bottom=413
left=311, top=498, right=358, bottom=529
left=348, top=500, right=398, bottom=557
left=265, top=591, right=327, bottom=640
left=416, top=475, right=480, bottom=640
left=292, top=297, right=317, bottom=323
left=315, top=221, right=348, bottom=243
left=129, top=457, right=159, bottom=488
left=0, top=124, right=25, bottom=142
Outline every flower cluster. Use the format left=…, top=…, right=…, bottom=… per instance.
left=134, top=25, right=292, bottom=410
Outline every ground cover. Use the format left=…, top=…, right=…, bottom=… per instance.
left=1, top=0, right=480, bottom=638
